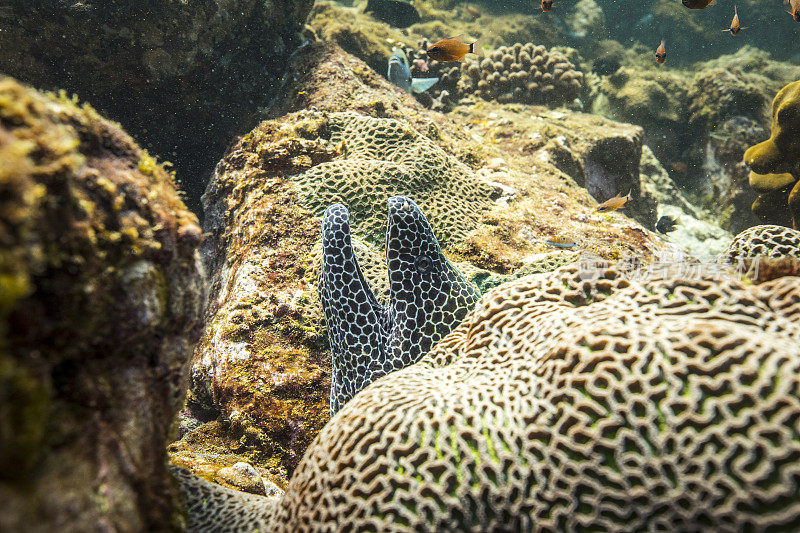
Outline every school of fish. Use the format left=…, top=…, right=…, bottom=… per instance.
left=651, top=1, right=800, bottom=63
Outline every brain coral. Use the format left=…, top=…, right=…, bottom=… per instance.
left=720, top=224, right=800, bottom=261
left=271, top=262, right=800, bottom=531
left=744, top=80, right=800, bottom=228
left=401, top=41, right=583, bottom=109
left=172, top=465, right=278, bottom=532
left=291, top=112, right=494, bottom=247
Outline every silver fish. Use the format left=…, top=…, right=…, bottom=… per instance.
left=387, top=48, right=439, bottom=93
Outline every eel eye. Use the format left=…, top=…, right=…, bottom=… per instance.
left=415, top=255, right=434, bottom=273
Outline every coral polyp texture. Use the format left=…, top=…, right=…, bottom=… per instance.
left=402, top=41, right=583, bottom=109
left=463, top=42, right=583, bottom=105
left=744, top=80, right=800, bottom=228
left=720, top=224, right=800, bottom=260
left=270, top=262, right=800, bottom=531
left=320, top=196, right=480, bottom=415
left=291, top=112, right=494, bottom=247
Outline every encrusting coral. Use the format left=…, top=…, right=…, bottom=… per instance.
left=320, top=196, right=479, bottom=415
left=744, top=80, right=800, bottom=229
left=291, top=112, right=495, bottom=247
left=401, top=40, right=583, bottom=109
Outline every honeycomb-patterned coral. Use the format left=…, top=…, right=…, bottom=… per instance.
left=401, top=41, right=583, bottom=109
left=291, top=112, right=494, bottom=247
left=721, top=224, right=800, bottom=261
left=272, top=262, right=800, bottom=531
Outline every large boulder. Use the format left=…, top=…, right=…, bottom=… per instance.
left=0, top=0, right=315, bottom=207
left=0, top=76, right=204, bottom=530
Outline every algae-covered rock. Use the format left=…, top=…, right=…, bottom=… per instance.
left=593, top=66, right=691, bottom=167
left=597, top=67, right=689, bottom=126
left=687, top=67, right=773, bottom=133
left=0, top=0, right=315, bottom=207
left=0, top=76, right=204, bottom=530
left=744, top=80, right=800, bottom=229
left=309, top=0, right=562, bottom=78
left=592, top=49, right=798, bottom=233
left=484, top=105, right=658, bottom=229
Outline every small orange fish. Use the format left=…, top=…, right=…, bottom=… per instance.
left=596, top=190, right=632, bottom=212
left=786, top=0, right=800, bottom=22
left=465, top=5, right=480, bottom=19
left=655, top=39, right=666, bottom=65
left=541, top=0, right=553, bottom=12
left=426, top=35, right=483, bottom=62
left=723, top=6, right=744, bottom=34
left=682, top=0, right=715, bottom=8
left=670, top=161, right=688, bottom=173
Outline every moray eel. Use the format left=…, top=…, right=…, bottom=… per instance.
left=172, top=465, right=279, bottom=532
left=174, top=197, right=479, bottom=531
left=320, top=195, right=480, bottom=415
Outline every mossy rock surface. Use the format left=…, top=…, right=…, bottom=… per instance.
left=0, top=75, right=204, bottom=531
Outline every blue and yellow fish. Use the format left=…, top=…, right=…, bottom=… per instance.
left=545, top=236, right=578, bottom=249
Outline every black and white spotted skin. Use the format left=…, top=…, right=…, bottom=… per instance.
left=319, top=203, right=391, bottom=414
left=171, top=466, right=278, bottom=531
left=320, top=196, right=479, bottom=415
